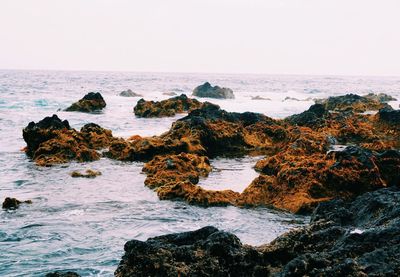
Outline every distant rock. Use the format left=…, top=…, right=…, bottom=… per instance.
left=65, top=92, right=106, bottom=112
left=2, top=197, right=32, bottom=210
left=283, top=96, right=312, bottom=101
left=364, top=92, right=397, bottom=103
left=251, top=95, right=271, bottom=100
left=119, top=89, right=142, bottom=97
left=70, top=169, right=102, bottom=178
left=162, top=92, right=177, bottom=96
left=192, top=82, right=235, bottom=99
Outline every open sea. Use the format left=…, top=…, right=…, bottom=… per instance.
left=1, top=70, right=400, bottom=276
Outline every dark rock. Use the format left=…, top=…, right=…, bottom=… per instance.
left=65, top=92, right=106, bottom=112
left=315, top=93, right=390, bottom=112
left=286, top=103, right=327, bottom=127
left=364, top=92, right=397, bottom=103
left=2, top=197, right=32, bottom=210
left=251, top=95, right=271, bottom=100
left=115, top=226, right=267, bottom=277
left=23, top=114, right=71, bottom=156
left=192, top=82, right=235, bottom=99
left=377, top=106, right=400, bottom=125
left=119, top=89, right=142, bottom=97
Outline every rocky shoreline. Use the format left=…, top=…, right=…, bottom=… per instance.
left=6, top=90, right=400, bottom=275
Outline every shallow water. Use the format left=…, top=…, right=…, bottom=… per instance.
left=1, top=70, right=400, bottom=276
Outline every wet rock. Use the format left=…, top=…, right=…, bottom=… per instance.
left=192, top=82, right=235, bottom=99
left=117, top=187, right=400, bottom=276
left=134, top=94, right=202, bottom=117
left=163, top=91, right=177, bottom=96
left=65, top=92, right=106, bottom=112
left=45, top=272, right=81, bottom=277
left=2, top=197, right=32, bottom=210
left=115, top=226, right=267, bottom=277
left=119, top=89, right=142, bottom=97
left=23, top=115, right=115, bottom=166
left=70, top=169, right=102, bottom=178
left=315, top=93, right=390, bottom=112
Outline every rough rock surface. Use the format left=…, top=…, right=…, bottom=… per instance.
left=134, top=94, right=202, bottom=117
left=115, top=226, right=267, bottom=277
left=119, top=89, right=142, bottom=97
left=116, top=187, right=400, bottom=276
left=192, top=82, right=235, bottom=99
left=2, top=197, right=32, bottom=210
left=65, top=92, right=106, bottom=112
left=23, top=115, right=114, bottom=166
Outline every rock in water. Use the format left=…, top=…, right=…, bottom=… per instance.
left=119, top=89, right=142, bottom=97
left=65, top=92, right=106, bottom=112
left=70, top=169, right=102, bottom=178
left=192, top=82, right=235, bottom=99
left=315, top=93, right=390, bottom=112
left=2, top=197, right=32, bottom=210
left=22, top=115, right=114, bottom=166
left=115, top=226, right=268, bottom=277
left=134, top=94, right=202, bottom=117
left=116, top=187, right=400, bottom=276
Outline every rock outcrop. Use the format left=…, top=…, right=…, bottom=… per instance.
left=23, top=115, right=114, bottom=166
left=116, top=187, right=400, bottom=276
left=115, top=226, right=267, bottom=277
left=65, top=92, right=106, bottom=112
left=45, top=272, right=81, bottom=277
left=134, top=94, right=202, bottom=117
left=119, top=89, right=142, bottom=97
left=192, top=82, right=235, bottom=99
left=2, top=197, right=32, bottom=210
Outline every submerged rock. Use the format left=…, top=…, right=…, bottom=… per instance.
left=65, top=92, right=106, bottom=112
left=119, top=89, right=142, bottom=97
left=134, top=94, right=202, bottom=117
left=192, top=82, right=235, bottom=99
left=116, top=187, right=400, bottom=276
left=2, top=197, right=32, bottom=210
left=115, top=226, right=267, bottom=277
left=45, top=272, right=81, bottom=277
left=23, top=115, right=115, bottom=166
left=70, top=169, right=102, bottom=178
left=251, top=95, right=271, bottom=100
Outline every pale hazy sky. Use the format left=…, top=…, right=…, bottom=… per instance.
left=1, top=0, right=400, bottom=76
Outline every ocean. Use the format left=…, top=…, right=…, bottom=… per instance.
left=1, top=69, right=400, bottom=276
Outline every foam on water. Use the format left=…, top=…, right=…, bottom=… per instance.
left=1, top=70, right=400, bottom=276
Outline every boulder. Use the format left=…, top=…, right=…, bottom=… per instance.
left=65, top=92, right=106, bottom=112
left=192, top=82, right=235, bottom=99
left=70, top=169, right=102, bottom=178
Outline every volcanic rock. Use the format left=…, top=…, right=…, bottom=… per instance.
left=65, top=92, right=106, bottom=112
left=2, top=197, right=32, bottom=210
left=192, top=82, right=235, bottom=99
left=119, top=89, right=142, bottom=97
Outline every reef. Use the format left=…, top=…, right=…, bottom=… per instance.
left=70, top=169, right=102, bottom=178
left=2, top=197, right=32, bottom=210
left=133, top=94, right=202, bottom=117
left=116, top=186, right=400, bottom=276
left=23, top=115, right=115, bottom=166
left=192, top=82, right=235, bottom=99
left=119, top=89, right=142, bottom=97
left=65, top=92, right=106, bottom=112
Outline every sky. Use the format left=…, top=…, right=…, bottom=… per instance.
left=0, top=0, right=400, bottom=76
